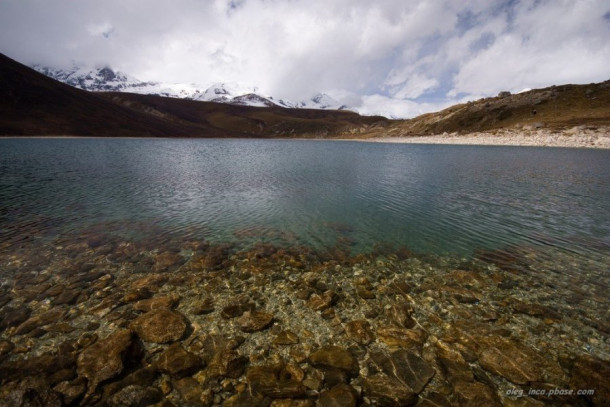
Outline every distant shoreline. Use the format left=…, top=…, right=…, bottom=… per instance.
left=361, top=131, right=610, bottom=149
left=2, top=127, right=609, bottom=149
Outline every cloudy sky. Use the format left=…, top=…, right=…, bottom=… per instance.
left=1, top=0, right=609, bottom=118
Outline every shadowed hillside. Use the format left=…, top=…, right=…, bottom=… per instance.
left=99, top=92, right=389, bottom=138
left=0, top=53, right=388, bottom=138
left=2, top=52, right=608, bottom=139
left=0, top=54, right=214, bottom=137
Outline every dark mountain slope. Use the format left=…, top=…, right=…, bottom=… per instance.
left=101, top=92, right=388, bottom=138
left=0, top=53, right=388, bottom=137
left=4, top=52, right=606, bottom=139
left=0, top=53, right=220, bottom=137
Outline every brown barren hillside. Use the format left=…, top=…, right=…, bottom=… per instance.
left=0, top=54, right=213, bottom=137
left=0, top=53, right=388, bottom=138
left=384, top=81, right=610, bottom=137
left=99, top=92, right=389, bottom=138
left=2, top=52, right=609, bottom=140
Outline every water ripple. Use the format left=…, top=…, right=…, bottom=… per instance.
left=0, top=139, right=608, bottom=262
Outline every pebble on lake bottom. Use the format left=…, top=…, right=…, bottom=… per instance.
left=0, top=231, right=608, bottom=406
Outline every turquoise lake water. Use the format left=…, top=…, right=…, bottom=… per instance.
left=1, top=138, right=609, bottom=263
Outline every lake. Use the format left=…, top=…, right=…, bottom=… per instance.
left=0, top=138, right=609, bottom=405
left=1, top=138, right=609, bottom=260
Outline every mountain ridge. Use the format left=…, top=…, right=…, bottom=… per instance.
left=3, top=54, right=609, bottom=140
left=385, top=81, right=610, bottom=136
left=32, top=64, right=350, bottom=112
left=1, top=53, right=387, bottom=138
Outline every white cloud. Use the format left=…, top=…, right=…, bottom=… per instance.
left=389, top=74, right=439, bottom=99
left=358, top=94, right=452, bottom=119
left=449, top=0, right=610, bottom=96
left=0, top=0, right=608, bottom=119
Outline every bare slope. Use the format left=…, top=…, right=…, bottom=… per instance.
left=3, top=52, right=608, bottom=139
left=0, top=53, right=388, bottom=138
left=386, top=81, right=610, bottom=136
left=0, top=53, right=212, bottom=137
left=100, top=92, right=388, bottom=138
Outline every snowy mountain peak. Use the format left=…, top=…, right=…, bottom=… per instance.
left=98, top=66, right=117, bottom=81
left=310, top=93, right=346, bottom=109
left=278, top=93, right=347, bottom=110
left=195, top=82, right=264, bottom=104
left=32, top=64, right=154, bottom=93
left=32, top=64, right=353, bottom=112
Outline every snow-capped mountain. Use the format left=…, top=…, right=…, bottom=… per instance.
left=32, top=65, right=350, bottom=111
left=277, top=93, right=346, bottom=110
left=32, top=64, right=204, bottom=98
left=192, top=82, right=275, bottom=107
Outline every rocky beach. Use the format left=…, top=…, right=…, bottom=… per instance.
left=0, top=224, right=608, bottom=406
left=367, top=126, right=610, bottom=149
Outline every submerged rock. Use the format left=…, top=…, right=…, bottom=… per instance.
left=273, top=330, right=300, bottom=346
left=172, top=377, right=205, bottom=405
left=76, top=329, right=138, bottom=397
left=238, top=311, right=274, bottom=333
left=51, top=286, right=81, bottom=305
left=0, top=350, right=76, bottom=382
left=363, top=374, right=417, bottom=406
left=434, top=340, right=474, bottom=383
left=0, top=305, right=31, bottom=332
left=569, top=353, right=610, bottom=405
left=309, top=346, right=359, bottom=378
left=0, top=377, right=62, bottom=407
left=193, top=298, right=215, bottom=315
left=478, top=338, right=541, bottom=385
left=101, top=366, right=158, bottom=401
left=511, top=300, right=561, bottom=320
left=152, top=251, right=184, bottom=272
left=155, top=343, right=202, bottom=377
left=207, top=349, right=249, bottom=378
left=200, top=244, right=232, bottom=270
left=368, top=350, right=435, bottom=394
left=0, top=339, right=14, bottom=358
left=130, top=274, right=168, bottom=291
left=307, top=290, right=336, bottom=311
left=318, top=383, right=358, bottom=407
left=386, top=302, right=415, bottom=329
left=452, top=380, right=501, bottom=405
left=345, top=320, right=375, bottom=345
left=224, top=388, right=268, bottom=407
left=13, top=307, right=67, bottom=336
left=417, top=392, right=453, bottom=407
left=221, top=303, right=256, bottom=319
left=376, top=327, right=426, bottom=351
left=53, top=378, right=87, bottom=405
left=107, top=384, right=162, bottom=407
left=130, top=309, right=188, bottom=343
left=133, top=294, right=180, bottom=312
left=246, top=365, right=307, bottom=399
left=269, top=399, right=313, bottom=407
left=356, top=286, right=376, bottom=300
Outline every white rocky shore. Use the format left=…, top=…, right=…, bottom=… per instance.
left=368, top=126, right=610, bottom=149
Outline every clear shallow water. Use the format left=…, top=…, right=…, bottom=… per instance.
left=1, top=138, right=609, bottom=261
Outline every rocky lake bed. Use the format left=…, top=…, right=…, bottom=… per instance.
left=0, top=225, right=608, bottom=407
